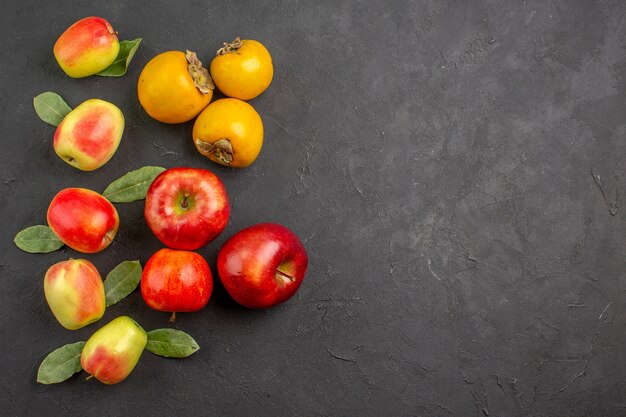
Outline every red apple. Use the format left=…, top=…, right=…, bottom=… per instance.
left=54, top=17, right=120, bottom=78
left=44, top=259, right=105, bottom=330
left=141, top=248, right=213, bottom=320
left=47, top=188, right=119, bottom=253
left=144, top=167, right=230, bottom=250
left=53, top=99, right=124, bottom=171
left=81, top=316, right=147, bottom=384
left=217, top=223, right=308, bottom=308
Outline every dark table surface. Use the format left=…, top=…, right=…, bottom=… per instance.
left=1, top=1, right=625, bottom=416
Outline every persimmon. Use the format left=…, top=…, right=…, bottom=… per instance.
left=210, top=38, right=273, bottom=100
left=138, top=50, right=213, bottom=124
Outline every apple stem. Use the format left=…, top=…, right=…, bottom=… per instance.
left=85, top=374, right=94, bottom=381
left=169, top=311, right=176, bottom=324
left=276, top=269, right=296, bottom=282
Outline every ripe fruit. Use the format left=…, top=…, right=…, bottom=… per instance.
left=144, top=167, right=230, bottom=250
left=138, top=50, right=214, bottom=124
left=141, top=249, right=213, bottom=320
left=80, top=316, right=147, bottom=385
left=192, top=98, right=263, bottom=168
left=217, top=223, right=308, bottom=308
left=53, top=99, right=124, bottom=171
left=47, top=188, right=119, bottom=253
left=54, top=17, right=120, bottom=78
left=44, top=259, right=105, bottom=330
left=210, top=37, right=273, bottom=100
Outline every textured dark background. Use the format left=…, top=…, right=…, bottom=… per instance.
left=1, top=0, right=625, bottom=416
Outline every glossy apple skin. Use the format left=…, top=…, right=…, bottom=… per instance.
left=217, top=223, right=308, bottom=308
left=44, top=259, right=105, bottom=330
left=54, top=16, right=120, bottom=78
left=144, top=167, right=230, bottom=250
left=47, top=188, right=119, bottom=253
left=54, top=99, right=124, bottom=171
left=141, top=248, right=213, bottom=313
left=81, top=316, right=147, bottom=385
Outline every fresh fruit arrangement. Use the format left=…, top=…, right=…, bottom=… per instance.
left=15, top=17, right=309, bottom=385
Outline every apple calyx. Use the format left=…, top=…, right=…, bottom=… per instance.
left=180, top=194, right=191, bottom=210
left=185, top=50, right=214, bottom=94
left=59, top=153, right=78, bottom=168
left=216, top=37, right=243, bottom=55
left=194, top=138, right=233, bottom=166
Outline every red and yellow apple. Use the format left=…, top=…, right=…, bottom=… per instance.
left=53, top=99, right=124, bottom=171
left=217, top=223, right=308, bottom=308
left=47, top=188, right=119, bottom=253
left=141, top=248, right=213, bottom=320
left=44, top=259, right=105, bottom=330
left=54, top=16, right=120, bottom=78
left=144, top=167, right=230, bottom=250
left=81, top=316, right=147, bottom=385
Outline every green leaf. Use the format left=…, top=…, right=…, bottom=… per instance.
left=37, top=341, right=85, bottom=384
left=103, top=166, right=165, bottom=203
left=96, top=38, right=142, bottom=77
left=14, top=225, right=64, bottom=253
left=146, top=329, right=200, bottom=358
left=104, top=260, right=142, bottom=307
left=33, top=92, right=72, bottom=126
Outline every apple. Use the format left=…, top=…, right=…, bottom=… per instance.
left=81, top=316, right=147, bottom=385
left=53, top=99, right=124, bottom=171
left=217, top=223, right=308, bottom=308
left=44, top=259, right=105, bottom=330
left=144, top=167, right=229, bottom=250
left=54, top=16, right=120, bottom=78
left=141, top=248, right=213, bottom=321
left=47, top=188, right=119, bottom=253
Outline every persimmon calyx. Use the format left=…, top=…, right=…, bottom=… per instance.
left=185, top=50, right=214, bottom=94
left=216, top=37, right=243, bottom=55
left=195, top=138, right=234, bottom=166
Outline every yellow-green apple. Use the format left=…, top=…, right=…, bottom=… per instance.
left=217, top=223, right=308, bottom=308
left=81, top=316, right=147, bottom=384
left=54, top=17, right=120, bottom=78
left=54, top=99, right=124, bottom=171
left=144, top=167, right=230, bottom=250
left=141, top=248, right=212, bottom=320
left=44, top=259, right=105, bottom=330
left=47, top=188, right=119, bottom=253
